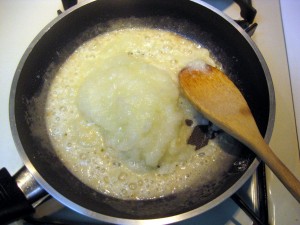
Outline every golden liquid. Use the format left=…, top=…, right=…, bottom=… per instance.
left=30, top=28, right=239, bottom=200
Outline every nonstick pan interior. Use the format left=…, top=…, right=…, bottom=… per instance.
left=10, top=0, right=274, bottom=223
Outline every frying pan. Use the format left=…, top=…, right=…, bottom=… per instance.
left=0, top=0, right=275, bottom=224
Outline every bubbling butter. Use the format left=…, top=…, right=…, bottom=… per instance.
left=29, top=28, right=240, bottom=200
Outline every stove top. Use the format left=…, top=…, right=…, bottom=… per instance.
left=0, top=0, right=299, bottom=224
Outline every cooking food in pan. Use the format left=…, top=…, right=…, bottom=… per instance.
left=28, top=27, right=242, bottom=200
left=3, top=1, right=275, bottom=224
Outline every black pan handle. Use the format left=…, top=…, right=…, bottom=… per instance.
left=62, top=0, right=78, bottom=10
left=57, top=0, right=78, bottom=14
left=0, top=168, right=34, bottom=225
left=0, top=167, right=47, bottom=225
left=233, top=0, right=256, bottom=24
left=233, top=0, right=257, bottom=36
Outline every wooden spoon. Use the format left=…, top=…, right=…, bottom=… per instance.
left=179, top=63, right=300, bottom=203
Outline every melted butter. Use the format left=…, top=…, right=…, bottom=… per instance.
left=30, top=28, right=239, bottom=200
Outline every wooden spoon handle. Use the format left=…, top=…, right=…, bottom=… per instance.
left=179, top=65, right=300, bottom=203
left=249, top=137, right=300, bottom=203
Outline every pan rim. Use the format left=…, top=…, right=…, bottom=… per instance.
left=9, top=0, right=275, bottom=224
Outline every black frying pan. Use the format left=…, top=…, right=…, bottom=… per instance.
left=0, top=0, right=275, bottom=224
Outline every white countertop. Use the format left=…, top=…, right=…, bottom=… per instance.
left=281, top=0, right=300, bottom=148
left=254, top=1, right=300, bottom=224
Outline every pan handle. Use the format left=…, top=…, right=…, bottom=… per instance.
left=233, top=0, right=258, bottom=36
left=233, top=0, right=256, bottom=24
left=0, top=167, right=46, bottom=225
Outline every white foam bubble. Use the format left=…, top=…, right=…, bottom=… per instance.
left=186, top=59, right=208, bottom=71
